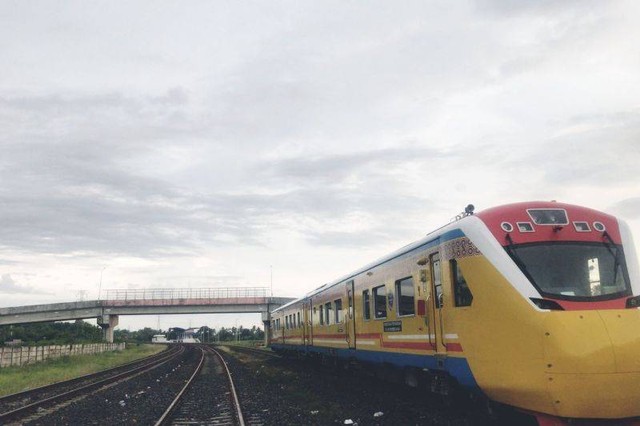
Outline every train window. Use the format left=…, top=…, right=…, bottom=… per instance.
left=432, top=253, right=443, bottom=309
left=395, top=277, right=415, bottom=316
left=325, top=302, right=332, bottom=325
left=286, top=316, right=289, bottom=329
left=451, top=259, right=473, bottom=307
left=297, top=312, right=301, bottom=328
left=517, top=222, right=534, bottom=233
left=276, top=318, right=280, bottom=331
left=319, top=305, right=324, bottom=325
left=334, top=299, right=343, bottom=323
left=363, top=290, right=371, bottom=320
left=507, top=242, right=631, bottom=300
left=573, top=221, right=591, bottom=232
left=527, top=208, right=569, bottom=226
left=373, top=285, right=387, bottom=319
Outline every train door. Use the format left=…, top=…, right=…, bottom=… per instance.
left=430, top=252, right=447, bottom=353
left=303, top=299, right=312, bottom=348
left=345, top=280, right=356, bottom=349
left=308, top=298, right=314, bottom=346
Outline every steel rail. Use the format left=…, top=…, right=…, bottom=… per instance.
left=0, top=345, right=185, bottom=423
left=207, top=346, right=246, bottom=426
left=0, top=345, right=179, bottom=405
left=153, top=347, right=207, bottom=426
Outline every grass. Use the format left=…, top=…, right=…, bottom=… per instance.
left=0, top=343, right=165, bottom=397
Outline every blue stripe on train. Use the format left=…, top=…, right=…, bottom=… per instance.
left=270, top=343, right=478, bottom=389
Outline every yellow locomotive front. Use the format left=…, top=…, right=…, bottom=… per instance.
left=465, top=202, right=640, bottom=421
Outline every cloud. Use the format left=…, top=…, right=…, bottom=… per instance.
left=0, top=274, right=36, bottom=294
left=262, top=146, right=451, bottom=183
left=0, top=133, right=449, bottom=256
left=0, top=1, right=637, bottom=330
left=473, top=0, right=603, bottom=16
left=609, top=198, right=640, bottom=220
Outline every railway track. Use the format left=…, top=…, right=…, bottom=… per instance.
left=0, top=344, right=269, bottom=425
left=156, top=345, right=254, bottom=426
left=0, top=345, right=183, bottom=425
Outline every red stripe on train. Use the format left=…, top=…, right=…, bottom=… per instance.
left=551, top=298, right=627, bottom=310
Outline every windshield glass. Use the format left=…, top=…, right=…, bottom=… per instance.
left=507, top=242, right=631, bottom=300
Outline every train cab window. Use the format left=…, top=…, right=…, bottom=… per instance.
left=373, top=285, right=387, bottom=319
left=325, top=302, right=332, bottom=325
left=363, top=290, right=371, bottom=320
left=507, top=242, right=631, bottom=300
left=334, top=299, right=343, bottom=323
left=451, top=259, right=473, bottom=307
left=395, top=277, right=415, bottom=316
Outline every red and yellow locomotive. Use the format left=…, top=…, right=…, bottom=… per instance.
left=269, top=201, right=640, bottom=424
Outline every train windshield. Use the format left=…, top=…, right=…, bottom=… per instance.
left=507, top=242, right=631, bottom=300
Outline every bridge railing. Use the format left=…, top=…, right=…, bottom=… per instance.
left=103, top=287, right=269, bottom=301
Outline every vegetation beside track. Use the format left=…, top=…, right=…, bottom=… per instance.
left=0, top=343, right=165, bottom=397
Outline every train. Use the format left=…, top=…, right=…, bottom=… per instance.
left=268, top=201, right=640, bottom=424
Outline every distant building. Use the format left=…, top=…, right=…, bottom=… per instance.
left=152, top=334, right=168, bottom=343
left=159, top=327, right=202, bottom=344
left=177, top=328, right=201, bottom=343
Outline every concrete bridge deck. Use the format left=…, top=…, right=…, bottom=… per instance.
left=0, top=287, right=295, bottom=343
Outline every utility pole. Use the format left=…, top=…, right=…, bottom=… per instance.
left=98, top=266, right=106, bottom=300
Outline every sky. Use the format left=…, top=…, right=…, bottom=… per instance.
left=1, top=1, right=639, bottom=332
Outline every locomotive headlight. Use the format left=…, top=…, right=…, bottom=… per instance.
left=530, top=298, right=564, bottom=310
left=626, top=295, right=640, bottom=308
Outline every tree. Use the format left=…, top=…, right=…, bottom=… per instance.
left=0, top=320, right=103, bottom=346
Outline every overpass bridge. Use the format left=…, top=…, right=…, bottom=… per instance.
left=0, top=287, right=295, bottom=343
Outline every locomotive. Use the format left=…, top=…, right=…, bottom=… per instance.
left=269, top=201, right=640, bottom=424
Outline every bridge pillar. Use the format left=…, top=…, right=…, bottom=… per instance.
left=261, top=310, right=271, bottom=347
left=97, top=314, right=119, bottom=343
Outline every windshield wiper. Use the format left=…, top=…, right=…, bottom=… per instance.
left=602, top=231, right=621, bottom=285
left=504, top=234, right=537, bottom=285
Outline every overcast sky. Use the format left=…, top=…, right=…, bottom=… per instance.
left=1, top=1, right=639, bottom=331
